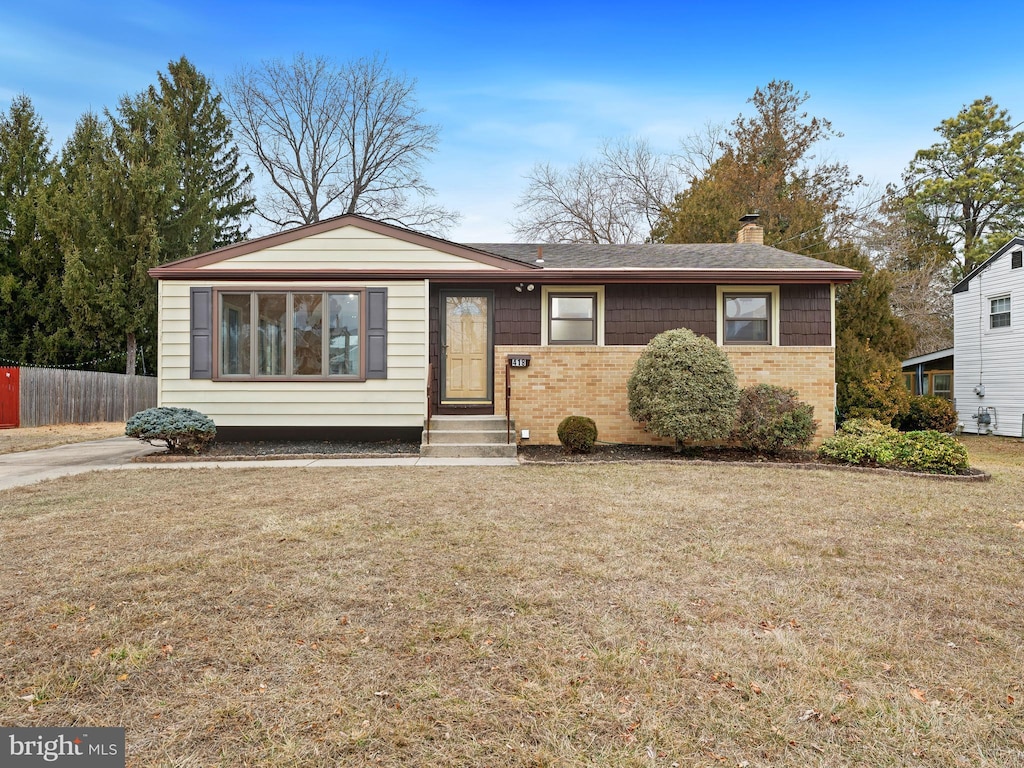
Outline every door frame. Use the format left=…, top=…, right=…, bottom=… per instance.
left=439, top=289, right=494, bottom=406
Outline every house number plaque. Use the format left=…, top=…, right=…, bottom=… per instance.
left=507, top=355, right=531, bottom=369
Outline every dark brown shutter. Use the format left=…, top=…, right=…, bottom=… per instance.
left=366, top=288, right=387, bottom=379
left=190, top=287, right=213, bottom=379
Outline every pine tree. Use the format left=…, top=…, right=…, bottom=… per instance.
left=152, top=56, right=254, bottom=257
left=0, top=95, right=53, bottom=363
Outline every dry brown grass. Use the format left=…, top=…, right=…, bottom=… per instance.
left=1, top=446, right=1023, bottom=766
left=0, top=422, right=126, bottom=454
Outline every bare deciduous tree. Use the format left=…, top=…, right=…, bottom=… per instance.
left=513, top=138, right=676, bottom=244
left=226, top=53, right=458, bottom=234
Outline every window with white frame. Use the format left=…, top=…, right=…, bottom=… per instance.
left=990, top=295, right=1011, bottom=329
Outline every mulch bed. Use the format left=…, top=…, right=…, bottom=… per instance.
left=131, top=439, right=990, bottom=480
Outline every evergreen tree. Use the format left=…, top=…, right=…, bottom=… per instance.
left=902, top=96, right=1024, bottom=276
left=652, top=81, right=861, bottom=248
left=0, top=95, right=53, bottom=363
left=152, top=56, right=254, bottom=257
left=60, top=96, right=178, bottom=374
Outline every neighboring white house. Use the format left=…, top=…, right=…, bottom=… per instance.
left=952, top=237, right=1024, bottom=436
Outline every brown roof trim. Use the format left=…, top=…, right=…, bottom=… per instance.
left=149, top=267, right=862, bottom=284
left=150, top=214, right=540, bottom=274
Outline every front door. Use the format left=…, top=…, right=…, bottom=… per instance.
left=441, top=291, right=492, bottom=404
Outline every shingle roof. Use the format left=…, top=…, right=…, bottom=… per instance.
left=467, top=242, right=846, bottom=271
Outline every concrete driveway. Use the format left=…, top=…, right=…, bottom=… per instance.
left=0, top=437, right=162, bottom=491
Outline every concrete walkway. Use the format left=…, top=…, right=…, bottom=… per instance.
left=0, top=439, right=519, bottom=491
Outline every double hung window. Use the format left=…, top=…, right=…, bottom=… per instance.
left=990, top=296, right=1011, bottom=329
left=723, top=292, right=771, bottom=344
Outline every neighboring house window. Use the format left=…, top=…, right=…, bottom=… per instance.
left=927, top=372, right=953, bottom=400
left=722, top=292, right=771, bottom=344
left=1012, top=251, right=1022, bottom=269
left=217, top=290, right=363, bottom=379
left=990, top=296, right=1011, bottom=329
left=902, top=372, right=916, bottom=395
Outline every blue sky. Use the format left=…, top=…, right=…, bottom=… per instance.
left=4, top=0, right=1023, bottom=241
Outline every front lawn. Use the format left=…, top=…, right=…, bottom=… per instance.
left=0, top=453, right=1022, bottom=766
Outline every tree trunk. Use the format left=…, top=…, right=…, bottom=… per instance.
left=126, top=332, right=137, bottom=376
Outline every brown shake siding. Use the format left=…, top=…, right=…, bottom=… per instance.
left=779, top=285, right=831, bottom=346
left=605, top=285, right=716, bottom=344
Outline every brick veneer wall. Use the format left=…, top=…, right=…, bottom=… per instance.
left=496, top=345, right=835, bottom=447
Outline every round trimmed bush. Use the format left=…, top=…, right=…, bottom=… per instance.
left=731, top=384, right=817, bottom=454
left=126, top=407, right=216, bottom=454
left=901, top=395, right=958, bottom=433
left=557, top=415, right=598, bottom=454
left=627, top=328, right=739, bottom=446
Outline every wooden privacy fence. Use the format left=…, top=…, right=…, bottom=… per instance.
left=16, top=367, right=157, bottom=427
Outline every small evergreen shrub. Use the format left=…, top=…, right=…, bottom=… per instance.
left=819, top=419, right=968, bottom=474
left=557, top=415, right=598, bottom=454
left=890, top=430, right=969, bottom=474
left=627, top=328, right=739, bottom=446
left=126, top=407, right=217, bottom=454
left=901, top=396, right=958, bottom=433
left=731, top=384, right=817, bottom=454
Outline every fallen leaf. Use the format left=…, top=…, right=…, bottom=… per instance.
left=90, top=648, right=102, bottom=657
left=117, top=674, right=129, bottom=682
left=1014, top=521, right=1024, bottom=530
left=750, top=683, right=763, bottom=695
left=798, top=708, right=821, bottom=722
left=910, top=687, right=927, bottom=702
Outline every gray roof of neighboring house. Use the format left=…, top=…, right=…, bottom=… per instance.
left=467, top=242, right=846, bottom=271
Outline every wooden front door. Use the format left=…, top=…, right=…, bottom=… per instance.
left=441, top=292, right=492, bottom=403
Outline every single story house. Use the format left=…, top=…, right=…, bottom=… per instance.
left=901, top=348, right=954, bottom=400
left=952, top=236, right=1024, bottom=436
left=149, top=214, right=861, bottom=448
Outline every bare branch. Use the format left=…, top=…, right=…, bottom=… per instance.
left=226, top=53, right=459, bottom=235
left=513, top=138, right=677, bottom=244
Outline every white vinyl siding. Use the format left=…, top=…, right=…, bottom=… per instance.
left=199, top=225, right=501, bottom=271
left=953, top=243, right=1024, bottom=436
left=158, top=280, right=428, bottom=428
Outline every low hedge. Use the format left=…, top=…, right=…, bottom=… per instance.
left=821, top=419, right=968, bottom=475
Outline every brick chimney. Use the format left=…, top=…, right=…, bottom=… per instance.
left=737, top=213, right=764, bottom=245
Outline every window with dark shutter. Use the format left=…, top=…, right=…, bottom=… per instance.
left=190, top=287, right=213, bottom=379
left=1012, top=251, right=1022, bottom=269
left=365, top=288, right=388, bottom=379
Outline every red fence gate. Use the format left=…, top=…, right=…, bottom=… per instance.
left=0, top=367, right=18, bottom=428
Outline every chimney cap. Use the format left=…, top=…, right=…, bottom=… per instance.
left=739, top=213, right=760, bottom=223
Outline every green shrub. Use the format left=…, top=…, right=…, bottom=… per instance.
left=126, top=407, right=217, bottom=454
left=731, top=384, right=817, bottom=454
left=901, top=396, right=958, bottom=433
left=627, top=328, right=739, bottom=446
left=557, top=415, right=598, bottom=454
left=890, top=430, right=969, bottom=474
left=836, top=417, right=898, bottom=437
left=819, top=419, right=968, bottom=474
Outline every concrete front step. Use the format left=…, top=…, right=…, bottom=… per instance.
left=421, top=415, right=518, bottom=459
left=426, top=429, right=513, bottom=445
left=419, top=442, right=518, bottom=459
left=427, top=415, right=512, bottom=430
